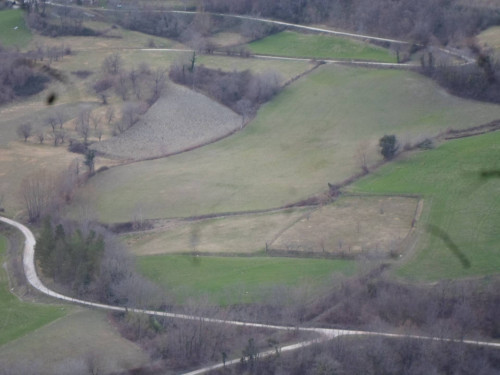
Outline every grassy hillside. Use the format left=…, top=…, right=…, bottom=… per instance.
left=137, top=254, right=355, bottom=305
left=0, top=10, right=31, bottom=48
left=0, top=234, right=66, bottom=346
left=351, top=131, right=500, bottom=280
left=0, top=310, right=149, bottom=374
left=248, top=30, right=396, bottom=62
left=478, top=26, right=500, bottom=57
left=86, top=65, right=500, bottom=222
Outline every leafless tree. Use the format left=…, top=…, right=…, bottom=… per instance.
left=102, top=53, right=122, bottom=75
left=20, top=170, right=55, bottom=222
left=105, top=107, right=115, bottom=125
left=17, top=123, right=32, bottom=142
left=77, top=108, right=92, bottom=144
left=37, top=130, right=45, bottom=144
left=356, top=141, right=370, bottom=173
left=150, top=68, right=167, bottom=104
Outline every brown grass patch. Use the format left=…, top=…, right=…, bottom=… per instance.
left=270, top=195, right=419, bottom=257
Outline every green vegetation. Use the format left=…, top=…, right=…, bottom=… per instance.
left=137, top=255, right=355, bottom=304
left=0, top=234, right=66, bottom=346
left=87, top=65, right=500, bottom=222
left=478, top=26, right=500, bottom=57
left=352, top=131, right=500, bottom=280
left=248, top=31, right=396, bottom=62
left=0, top=10, right=31, bottom=47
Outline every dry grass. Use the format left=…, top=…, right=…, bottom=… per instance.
left=125, top=208, right=313, bottom=255
left=478, top=26, right=500, bottom=57
left=271, top=196, right=419, bottom=256
left=91, top=83, right=242, bottom=159
left=0, top=309, right=149, bottom=374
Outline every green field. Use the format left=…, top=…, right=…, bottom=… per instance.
left=0, top=10, right=31, bottom=47
left=86, top=65, right=500, bottom=222
left=351, top=131, right=500, bottom=280
left=0, top=234, right=66, bottom=346
left=137, top=255, right=355, bottom=305
left=248, top=31, right=396, bottom=62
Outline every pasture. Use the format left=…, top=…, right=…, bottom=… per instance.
left=0, top=309, right=149, bottom=374
left=248, top=30, right=397, bottom=62
left=351, top=131, right=500, bottom=280
left=0, top=234, right=66, bottom=347
left=137, top=254, right=355, bottom=305
left=0, top=10, right=31, bottom=47
left=86, top=64, right=500, bottom=222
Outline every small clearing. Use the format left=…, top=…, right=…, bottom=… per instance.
left=91, top=83, right=242, bottom=160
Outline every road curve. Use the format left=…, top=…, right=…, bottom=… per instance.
left=2, top=215, right=500, bottom=374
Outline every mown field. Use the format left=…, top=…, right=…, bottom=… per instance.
left=248, top=30, right=397, bottom=62
left=137, top=254, right=355, bottom=305
left=0, top=234, right=66, bottom=347
left=86, top=64, right=500, bottom=222
left=351, top=131, right=500, bottom=280
left=271, top=196, right=418, bottom=255
left=0, top=10, right=31, bottom=47
left=125, top=208, right=313, bottom=255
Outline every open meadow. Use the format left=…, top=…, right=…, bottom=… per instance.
left=351, top=131, right=500, bottom=280
left=85, top=64, right=500, bottom=223
left=137, top=254, right=355, bottom=305
left=0, top=10, right=31, bottom=47
left=248, top=30, right=397, bottom=62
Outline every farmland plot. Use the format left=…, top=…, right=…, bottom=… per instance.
left=91, top=84, right=242, bottom=160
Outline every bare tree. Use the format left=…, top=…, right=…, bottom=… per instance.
left=77, top=108, right=92, bottom=144
left=150, top=68, right=167, bottom=104
left=17, top=123, right=32, bottom=142
left=37, top=130, right=45, bottom=144
left=105, top=107, right=115, bottom=125
left=102, top=53, right=122, bottom=75
left=20, top=170, right=55, bottom=222
left=356, top=141, right=370, bottom=173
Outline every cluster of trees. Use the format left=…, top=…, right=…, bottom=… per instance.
left=213, top=335, right=500, bottom=374
left=0, top=47, right=49, bottom=105
left=35, top=215, right=163, bottom=304
left=202, top=0, right=500, bottom=45
left=36, top=218, right=105, bottom=294
left=421, top=49, right=500, bottom=104
left=26, top=3, right=97, bottom=37
left=170, top=61, right=282, bottom=119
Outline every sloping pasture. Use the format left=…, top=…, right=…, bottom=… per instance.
left=85, top=64, right=500, bottom=223
left=351, top=131, right=500, bottom=280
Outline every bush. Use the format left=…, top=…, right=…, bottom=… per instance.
left=379, top=135, right=399, bottom=160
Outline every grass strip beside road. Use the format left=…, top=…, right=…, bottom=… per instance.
left=0, top=234, right=66, bottom=347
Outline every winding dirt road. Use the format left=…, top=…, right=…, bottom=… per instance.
left=1, top=216, right=500, bottom=374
